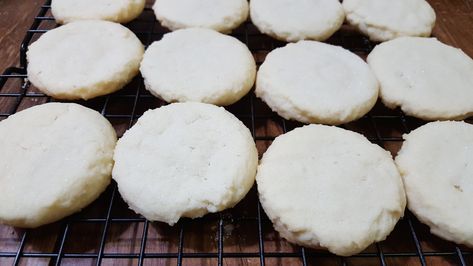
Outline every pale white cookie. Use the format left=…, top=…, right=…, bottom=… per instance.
left=51, top=0, right=146, bottom=24
left=153, top=0, right=248, bottom=33
left=27, top=20, right=144, bottom=100
left=256, top=41, right=379, bottom=125
left=343, top=0, right=436, bottom=42
left=257, top=125, right=406, bottom=256
left=250, top=0, right=345, bottom=42
left=368, top=37, right=473, bottom=120
left=396, top=121, right=473, bottom=248
left=140, top=28, right=256, bottom=106
left=0, top=103, right=117, bottom=228
left=113, top=102, right=258, bottom=225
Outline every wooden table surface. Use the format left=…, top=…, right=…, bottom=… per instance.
left=0, top=1, right=473, bottom=266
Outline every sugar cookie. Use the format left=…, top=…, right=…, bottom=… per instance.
left=368, top=37, right=473, bottom=120
left=343, top=0, right=436, bottom=42
left=113, top=102, right=258, bottom=225
left=0, top=103, right=116, bottom=228
left=396, top=121, right=473, bottom=247
left=51, top=0, right=145, bottom=24
left=257, top=125, right=406, bottom=256
left=140, top=28, right=256, bottom=106
left=27, top=20, right=144, bottom=100
left=256, top=41, right=378, bottom=125
left=250, top=0, right=344, bottom=42
left=153, top=0, right=248, bottom=33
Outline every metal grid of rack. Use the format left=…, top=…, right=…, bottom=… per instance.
left=0, top=1, right=472, bottom=265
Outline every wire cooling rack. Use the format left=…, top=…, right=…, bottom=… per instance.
left=0, top=1, right=472, bottom=265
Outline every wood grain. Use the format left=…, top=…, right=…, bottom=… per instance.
left=0, top=1, right=472, bottom=266
left=0, top=0, right=43, bottom=71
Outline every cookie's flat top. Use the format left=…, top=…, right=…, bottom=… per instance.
left=113, top=103, right=258, bottom=225
left=140, top=28, right=256, bottom=106
left=368, top=37, right=473, bottom=120
left=343, top=0, right=436, bottom=42
left=250, top=0, right=344, bottom=42
left=257, top=125, right=406, bottom=256
left=153, top=0, right=248, bottom=33
left=396, top=121, right=473, bottom=247
left=27, top=20, right=144, bottom=100
left=51, top=0, right=145, bottom=24
left=256, top=41, right=378, bottom=125
left=0, top=103, right=116, bottom=228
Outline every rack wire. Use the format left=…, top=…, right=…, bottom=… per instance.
left=0, top=1, right=471, bottom=265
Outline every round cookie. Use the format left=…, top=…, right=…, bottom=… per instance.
left=368, top=37, right=473, bottom=120
left=396, top=121, right=473, bottom=247
left=250, top=0, right=345, bottom=42
left=153, top=0, right=248, bottom=33
left=113, top=102, right=258, bottom=225
left=256, top=125, right=406, bottom=256
left=140, top=28, right=256, bottom=106
left=51, top=0, right=145, bottom=24
left=0, top=103, right=117, bottom=228
left=27, top=20, right=144, bottom=100
left=343, top=0, right=436, bottom=42
left=256, top=41, right=379, bottom=125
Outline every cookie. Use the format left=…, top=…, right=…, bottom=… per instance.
left=343, top=0, right=436, bottom=42
left=0, top=103, right=117, bottom=228
left=256, top=41, right=379, bottom=125
left=140, top=28, right=256, bottom=106
left=153, top=0, right=248, bottom=33
left=51, top=0, right=145, bottom=24
left=396, top=121, right=473, bottom=247
left=368, top=37, right=473, bottom=120
left=27, top=20, right=144, bottom=100
left=250, top=0, right=344, bottom=42
left=256, top=125, right=406, bottom=256
left=113, top=102, right=258, bottom=225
